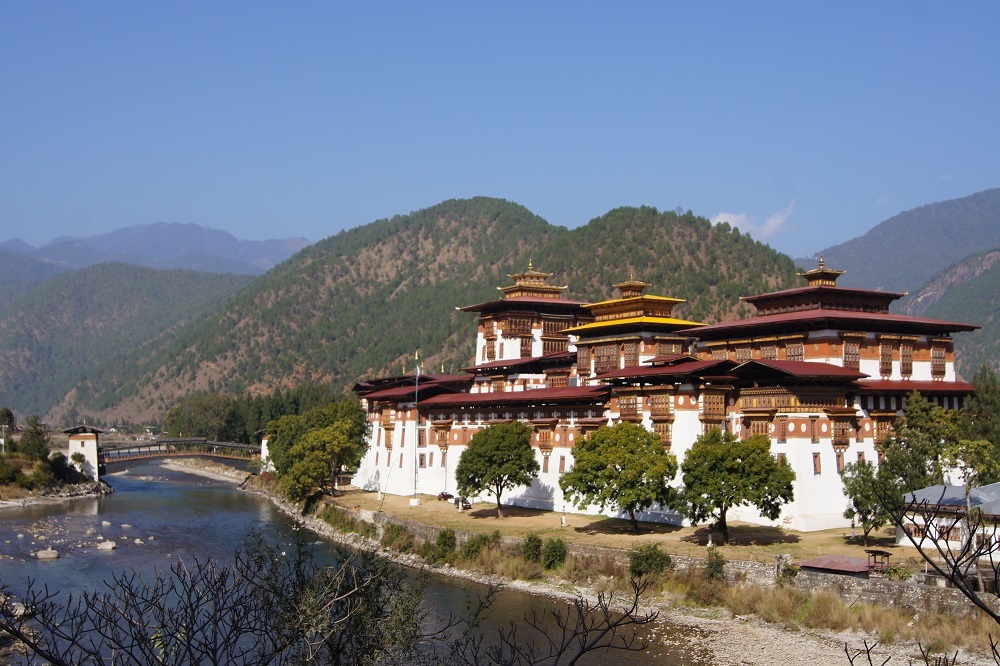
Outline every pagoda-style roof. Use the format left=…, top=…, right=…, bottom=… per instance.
left=855, top=379, right=976, bottom=395
left=732, top=359, right=868, bottom=380
left=63, top=425, right=104, bottom=435
left=563, top=274, right=704, bottom=337
left=457, top=295, right=588, bottom=315
left=797, top=256, right=846, bottom=287
left=500, top=262, right=568, bottom=299
left=354, top=374, right=473, bottom=401
left=420, top=384, right=611, bottom=409
left=680, top=308, right=978, bottom=341
left=596, top=359, right=736, bottom=382
left=462, top=351, right=575, bottom=374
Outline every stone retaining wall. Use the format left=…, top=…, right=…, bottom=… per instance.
left=331, top=504, right=992, bottom=618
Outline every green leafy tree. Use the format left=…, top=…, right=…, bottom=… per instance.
left=962, top=365, right=1000, bottom=449
left=265, top=397, right=369, bottom=480
left=17, top=415, right=51, bottom=460
left=675, top=429, right=795, bottom=544
left=455, top=421, right=539, bottom=518
left=559, top=422, right=677, bottom=533
left=840, top=460, right=893, bottom=546
left=165, top=392, right=234, bottom=440
left=0, top=406, right=15, bottom=429
left=279, top=421, right=365, bottom=503
left=879, top=391, right=961, bottom=491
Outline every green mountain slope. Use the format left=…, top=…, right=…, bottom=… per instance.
left=808, top=188, right=1000, bottom=293
left=0, top=263, right=253, bottom=421
left=0, top=248, right=66, bottom=311
left=911, top=252, right=1000, bottom=377
left=71, top=198, right=801, bottom=423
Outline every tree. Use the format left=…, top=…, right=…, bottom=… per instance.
left=455, top=421, right=539, bottom=518
left=165, top=392, right=234, bottom=440
left=559, top=422, right=677, bottom=533
left=0, top=529, right=659, bottom=665
left=962, top=365, right=1000, bottom=450
left=266, top=398, right=370, bottom=482
left=878, top=391, right=960, bottom=491
left=279, top=421, right=365, bottom=503
left=675, top=429, right=795, bottom=544
left=840, top=460, right=892, bottom=546
left=16, top=415, right=50, bottom=460
left=0, top=406, right=15, bottom=429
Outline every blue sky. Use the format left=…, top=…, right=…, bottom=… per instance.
left=2, top=2, right=998, bottom=258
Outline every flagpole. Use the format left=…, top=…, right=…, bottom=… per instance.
left=410, top=350, right=421, bottom=506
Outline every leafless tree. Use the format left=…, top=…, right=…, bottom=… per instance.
left=0, top=530, right=658, bottom=666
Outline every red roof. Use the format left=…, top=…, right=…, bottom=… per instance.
left=596, top=359, right=733, bottom=381
left=735, top=359, right=868, bottom=379
left=420, top=385, right=610, bottom=408
left=462, top=351, right=575, bottom=373
left=646, top=354, right=700, bottom=366
left=457, top=295, right=588, bottom=313
left=743, top=284, right=905, bottom=305
left=797, top=555, right=870, bottom=574
left=679, top=308, right=979, bottom=339
left=856, top=379, right=976, bottom=394
left=361, top=376, right=473, bottom=401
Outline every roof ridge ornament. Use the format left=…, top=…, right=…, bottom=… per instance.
left=797, top=256, right=845, bottom=287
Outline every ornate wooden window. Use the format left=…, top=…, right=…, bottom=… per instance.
left=657, top=342, right=681, bottom=356
left=736, top=347, right=752, bottom=362
left=650, top=394, right=672, bottom=417
left=520, top=336, right=533, bottom=357
left=832, top=420, right=851, bottom=447
left=776, top=452, right=787, bottom=466
left=623, top=343, right=639, bottom=367
left=543, top=338, right=567, bottom=354
left=761, top=346, right=778, bottom=361
left=749, top=418, right=770, bottom=438
left=542, top=319, right=564, bottom=336
left=429, top=451, right=434, bottom=467
left=712, top=349, right=728, bottom=361
left=418, top=428, right=427, bottom=447
left=594, top=345, right=620, bottom=373
left=577, top=346, right=591, bottom=373
left=836, top=451, right=845, bottom=473
left=900, top=344, right=913, bottom=377
left=813, top=452, right=822, bottom=475
left=653, top=421, right=671, bottom=447
left=843, top=342, right=860, bottom=371
left=810, top=416, right=819, bottom=443
left=879, top=344, right=893, bottom=377
left=857, top=451, right=865, bottom=463
left=786, top=343, right=804, bottom=362
left=492, top=378, right=506, bottom=392
left=702, top=394, right=725, bottom=418
left=931, top=346, right=946, bottom=378
left=776, top=416, right=788, bottom=443
left=419, top=453, right=426, bottom=468
left=559, top=456, right=566, bottom=473
left=504, top=317, right=532, bottom=336
left=441, top=451, right=447, bottom=468
left=547, top=374, right=568, bottom=388
left=618, top=395, right=639, bottom=421
left=485, top=340, right=496, bottom=361
left=542, top=455, right=549, bottom=473
left=875, top=419, right=892, bottom=444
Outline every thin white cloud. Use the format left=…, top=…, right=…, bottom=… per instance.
left=875, top=193, right=889, bottom=205
left=711, top=201, right=795, bottom=241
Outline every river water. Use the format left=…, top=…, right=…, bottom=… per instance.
left=0, top=462, right=710, bottom=664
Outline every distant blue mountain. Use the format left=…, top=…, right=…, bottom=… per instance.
left=2, top=222, right=311, bottom=275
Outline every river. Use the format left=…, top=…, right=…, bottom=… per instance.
left=0, top=461, right=710, bottom=664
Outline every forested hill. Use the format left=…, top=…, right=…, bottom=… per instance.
left=0, top=248, right=66, bottom=311
left=0, top=264, right=253, bottom=421
left=806, top=188, right=1000, bottom=293
left=69, top=198, right=801, bottom=424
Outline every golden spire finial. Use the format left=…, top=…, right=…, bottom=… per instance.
left=528, top=259, right=534, bottom=271
left=819, top=255, right=826, bottom=270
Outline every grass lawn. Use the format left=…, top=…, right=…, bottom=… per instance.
left=333, top=487, right=915, bottom=567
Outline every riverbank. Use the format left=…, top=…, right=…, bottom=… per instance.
left=0, top=480, right=113, bottom=511
left=159, top=459, right=994, bottom=666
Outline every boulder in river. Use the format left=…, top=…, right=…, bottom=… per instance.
left=36, top=547, right=59, bottom=560
left=97, top=540, right=116, bottom=551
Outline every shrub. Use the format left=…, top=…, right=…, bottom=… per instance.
left=883, top=564, right=913, bottom=581
left=0, top=458, right=20, bottom=485
left=563, top=553, right=623, bottom=585
left=776, top=562, right=798, bottom=587
left=380, top=523, right=414, bottom=553
left=803, top=590, right=851, bottom=631
left=541, top=537, right=567, bottom=570
left=461, top=530, right=500, bottom=560
left=704, top=546, right=726, bottom=581
left=628, top=543, right=673, bottom=578
left=522, top=533, right=542, bottom=563
left=434, top=528, right=457, bottom=563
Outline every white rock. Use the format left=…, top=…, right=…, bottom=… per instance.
left=147, top=536, right=155, bottom=541
left=121, top=524, right=132, bottom=529
left=134, top=538, right=144, bottom=545
left=36, top=548, right=59, bottom=560
left=102, top=521, right=111, bottom=527
left=97, top=540, right=116, bottom=551
left=85, top=528, right=96, bottom=535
